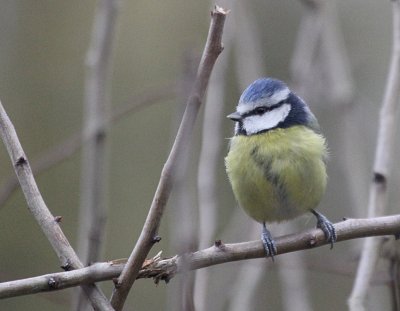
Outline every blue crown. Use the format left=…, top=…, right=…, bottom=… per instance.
left=240, top=78, right=288, bottom=103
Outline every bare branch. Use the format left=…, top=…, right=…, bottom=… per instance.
left=227, top=226, right=266, bottom=311
left=285, top=3, right=355, bottom=310
left=0, top=261, right=125, bottom=300
left=291, top=1, right=353, bottom=107
left=348, top=1, right=400, bottom=310
left=75, top=0, right=121, bottom=309
left=109, top=7, right=228, bottom=310
left=78, top=0, right=120, bottom=264
left=194, top=20, right=228, bottom=311
left=168, top=51, right=199, bottom=311
left=1, top=215, right=400, bottom=300
left=0, top=102, right=113, bottom=310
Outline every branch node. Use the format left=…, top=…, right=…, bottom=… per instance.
left=308, top=236, right=318, bottom=247
left=112, top=278, right=121, bottom=288
left=61, top=260, right=71, bottom=271
left=152, top=236, right=162, bottom=244
left=214, top=239, right=225, bottom=249
left=54, top=216, right=63, bottom=223
left=373, top=172, right=387, bottom=185
left=212, top=5, right=230, bottom=16
left=15, top=156, right=27, bottom=167
left=47, top=277, right=58, bottom=289
left=152, top=268, right=175, bottom=285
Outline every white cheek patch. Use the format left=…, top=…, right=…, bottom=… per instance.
left=242, top=103, right=291, bottom=135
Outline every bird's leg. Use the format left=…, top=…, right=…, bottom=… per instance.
left=311, top=209, right=337, bottom=249
left=261, top=222, right=277, bottom=260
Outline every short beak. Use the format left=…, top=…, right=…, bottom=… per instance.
left=227, top=111, right=242, bottom=122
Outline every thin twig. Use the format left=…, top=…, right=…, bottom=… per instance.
left=318, top=1, right=353, bottom=106
left=290, top=2, right=322, bottom=99
left=291, top=1, right=353, bottom=107
left=227, top=226, right=265, bottom=311
left=0, top=102, right=113, bottom=311
left=232, top=1, right=265, bottom=87
left=283, top=3, right=355, bottom=310
left=168, top=51, right=199, bottom=311
left=75, top=0, right=121, bottom=309
left=194, top=18, right=228, bottom=311
left=197, top=48, right=225, bottom=252
left=1, top=215, right=400, bottom=300
left=348, top=1, right=400, bottom=310
left=274, top=222, right=312, bottom=311
left=77, top=0, right=120, bottom=264
left=109, top=7, right=228, bottom=310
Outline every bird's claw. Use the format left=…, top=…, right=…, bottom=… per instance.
left=312, top=210, right=337, bottom=249
left=261, top=223, right=277, bottom=260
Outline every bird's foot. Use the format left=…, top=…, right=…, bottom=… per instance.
left=311, top=210, right=337, bottom=249
left=261, top=223, right=277, bottom=261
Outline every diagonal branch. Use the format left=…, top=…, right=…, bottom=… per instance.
left=0, top=102, right=114, bottom=311
left=109, top=6, right=229, bottom=310
left=1, top=215, right=400, bottom=300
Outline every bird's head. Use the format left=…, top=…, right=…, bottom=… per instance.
left=228, top=78, right=319, bottom=136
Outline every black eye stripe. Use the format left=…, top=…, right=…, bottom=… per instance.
left=242, top=100, right=286, bottom=118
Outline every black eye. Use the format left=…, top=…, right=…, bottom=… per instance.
left=255, top=107, right=267, bottom=115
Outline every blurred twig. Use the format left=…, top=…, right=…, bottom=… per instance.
left=318, top=1, right=353, bottom=105
left=168, top=51, right=199, bottom=311
left=0, top=102, right=113, bottom=311
left=232, top=1, right=265, bottom=87
left=0, top=84, right=175, bottom=211
left=291, top=1, right=353, bottom=106
left=381, top=238, right=400, bottom=311
left=77, top=0, right=120, bottom=265
left=194, top=18, right=229, bottom=311
left=274, top=223, right=312, bottom=311
left=75, top=0, right=121, bottom=309
left=286, top=2, right=355, bottom=310
left=290, top=2, right=323, bottom=99
left=2, top=215, right=400, bottom=300
left=196, top=45, right=226, bottom=252
left=227, top=226, right=265, bottom=311
left=348, top=1, right=400, bottom=310
left=109, top=7, right=228, bottom=310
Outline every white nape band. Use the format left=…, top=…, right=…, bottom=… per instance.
left=242, top=103, right=291, bottom=135
left=269, top=87, right=290, bottom=104
left=237, top=87, right=290, bottom=115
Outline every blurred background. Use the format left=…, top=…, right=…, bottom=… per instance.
left=0, top=0, right=399, bottom=310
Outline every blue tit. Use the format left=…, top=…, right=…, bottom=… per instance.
left=225, top=77, right=336, bottom=259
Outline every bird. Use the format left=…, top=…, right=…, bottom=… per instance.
left=225, top=77, right=336, bottom=259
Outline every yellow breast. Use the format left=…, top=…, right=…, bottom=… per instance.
left=225, top=126, right=328, bottom=223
